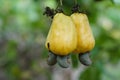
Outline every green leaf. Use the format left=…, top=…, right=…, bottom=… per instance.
left=71, top=54, right=79, bottom=68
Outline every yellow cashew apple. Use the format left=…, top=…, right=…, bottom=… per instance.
left=71, top=13, right=95, bottom=54
left=45, top=13, right=77, bottom=56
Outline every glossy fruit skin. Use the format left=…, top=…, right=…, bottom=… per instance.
left=45, top=13, right=77, bottom=56
left=71, top=13, right=95, bottom=53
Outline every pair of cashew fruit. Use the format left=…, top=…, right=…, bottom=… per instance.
left=45, top=8, right=95, bottom=68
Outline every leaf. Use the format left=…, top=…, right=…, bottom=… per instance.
left=110, top=0, right=114, bottom=4
left=79, top=64, right=101, bottom=80
left=71, top=54, right=79, bottom=68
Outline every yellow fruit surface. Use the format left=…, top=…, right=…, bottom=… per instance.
left=71, top=13, right=95, bottom=53
left=45, top=13, right=77, bottom=56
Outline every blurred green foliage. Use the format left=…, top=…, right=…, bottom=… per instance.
left=0, top=0, right=120, bottom=80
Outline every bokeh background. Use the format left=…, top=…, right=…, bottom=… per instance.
left=0, top=0, right=120, bottom=80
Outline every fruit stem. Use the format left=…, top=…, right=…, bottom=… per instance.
left=60, top=0, right=63, bottom=6
left=74, top=0, right=77, bottom=5
left=71, top=4, right=80, bottom=13
left=55, top=0, right=63, bottom=13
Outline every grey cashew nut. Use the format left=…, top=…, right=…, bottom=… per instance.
left=57, top=55, right=70, bottom=68
left=79, top=52, right=92, bottom=66
left=47, top=52, right=57, bottom=66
